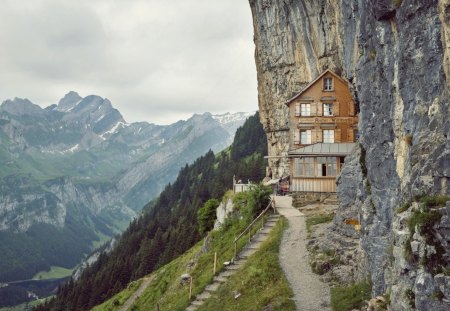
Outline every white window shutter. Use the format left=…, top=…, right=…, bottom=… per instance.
left=316, top=102, right=323, bottom=116
left=335, top=128, right=341, bottom=142
left=334, top=102, right=340, bottom=116
left=293, top=130, right=300, bottom=144
left=348, top=101, right=355, bottom=116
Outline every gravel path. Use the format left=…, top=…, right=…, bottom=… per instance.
left=274, top=196, right=331, bottom=311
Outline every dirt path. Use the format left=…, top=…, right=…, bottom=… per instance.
left=119, top=275, right=154, bottom=311
left=274, top=196, right=331, bottom=311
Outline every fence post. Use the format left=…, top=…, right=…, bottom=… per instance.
left=189, top=276, right=193, bottom=299
left=234, top=241, right=237, bottom=261
left=213, top=252, right=217, bottom=275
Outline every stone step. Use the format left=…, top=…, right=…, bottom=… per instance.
left=260, top=228, right=273, bottom=234
left=263, top=223, right=276, bottom=228
left=227, top=259, right=246, bottom=270
left=239, top=249, right=256, bottom=259
left=246, top=241, right=263, bottom=250
left=253, top=237, right=269, bottom=243
left=220, top=270, right=236, bottom=277
left=191, top=299, right=205, bottom=306
left=196, top=291, right=211, bottom=301
left=183, top=213, right=280, bottom=311
left=205, top=282, right=221, bottom=293
left=266, top=217, right=279, bottom=222
left=214, top=275, right=228, bottom=283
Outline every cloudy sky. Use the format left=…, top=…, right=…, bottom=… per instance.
left=0, top=0, right=258, bottom=124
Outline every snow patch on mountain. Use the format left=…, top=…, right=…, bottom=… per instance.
left=212, top=111, right=255, bottom=125
left=100, top=121, right=129, bottom=139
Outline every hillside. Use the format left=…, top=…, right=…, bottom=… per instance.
left=0, top=93, right=250, bottom=287
left=33, top=112, right=268, bottom=310
left=91, top=193, right=294, bottom=311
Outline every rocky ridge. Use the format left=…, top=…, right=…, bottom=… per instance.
left=249, top=0, right=449, bottom=309
left=0, top=92, right=252, bottom=282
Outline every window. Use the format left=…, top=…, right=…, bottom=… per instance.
left=317, top=157, right=337, bottom=177
left=300, top=130, right=311, bottom=144
left=323, top=130, right=334, bottom=143
left=294, top=157, right=314, bottom=177
left=301, top=103, right=310, bottom=116
left=323, top=103, right=333, bottom=116
left=323, top=77, right=333, bottom=91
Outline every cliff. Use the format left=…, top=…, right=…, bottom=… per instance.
left=250, top=0, right=450, bottom=309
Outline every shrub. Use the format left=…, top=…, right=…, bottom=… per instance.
left=393, top=0, right=403, bottom=9
left=419, top=195, right=450, bottom=209
left=245, top=183, right=272, bottom=220
left=306, top=213, right=335, bottom=234
left=197, top=199, right=220, bottom=235
left=331, top=279, right=372, bottom=311
left=395, top=202, right=410, bottom=214
left=405, top=289, right=415, bottom=308
left=405, top=196, right=449, bottom=274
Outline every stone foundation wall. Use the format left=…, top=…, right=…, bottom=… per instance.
left=291, top=192, right=337, bottom=208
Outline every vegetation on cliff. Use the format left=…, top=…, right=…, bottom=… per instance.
left=92, top=192, right=292, bottom=311
left=35, top=112, right=267, bottom=311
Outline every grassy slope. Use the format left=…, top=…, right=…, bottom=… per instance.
left=199, top=217, right=295, bottom=311
left=32, top=266, right=74, bottom=281
left=93, top=215, right=294, bottom=311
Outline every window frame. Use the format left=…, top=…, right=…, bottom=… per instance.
left=323, top=77, right=333, bottom=91
left=300, top=129, right=312, bottom=144
left=300, top=103, right=311, bottom=116
left=323, top=129, right=335, bottom=143
left=316, top=157, right=338, bottom=177
left=323, top=103, right=333, bottom=116
left=293, top=157, right=315, bottom=177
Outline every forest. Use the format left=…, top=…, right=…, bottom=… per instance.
left=36, top=112, right=267, bottom=310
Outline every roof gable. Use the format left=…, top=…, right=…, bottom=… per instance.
left=285, top=69, right=348, bottom=106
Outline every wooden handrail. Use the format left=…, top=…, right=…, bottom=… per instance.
left=233, top=198, right=276, bottom=260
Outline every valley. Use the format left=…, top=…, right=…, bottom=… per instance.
left=0, top=92, right=252, bottom=293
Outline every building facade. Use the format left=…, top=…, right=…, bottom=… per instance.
left=285, top=69, right=359, bottom=192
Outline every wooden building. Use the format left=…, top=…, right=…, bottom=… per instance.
left=285, top=69, right=359, bottom=193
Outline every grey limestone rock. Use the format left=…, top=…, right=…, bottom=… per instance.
left=249, top=0, right=450, bottom=308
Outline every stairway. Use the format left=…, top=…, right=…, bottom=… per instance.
left=185, top=213, right=280, bottom=311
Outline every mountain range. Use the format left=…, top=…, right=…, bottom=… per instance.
left=0, top=91, right=253, bottom=282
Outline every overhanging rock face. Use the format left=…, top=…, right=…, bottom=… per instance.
left=249, top=0, right=450, bottom=309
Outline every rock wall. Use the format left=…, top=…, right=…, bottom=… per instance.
left=250, top=0, right=450, bottom=309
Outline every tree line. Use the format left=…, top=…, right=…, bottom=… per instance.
left=35, top=112, right=267, bottom=310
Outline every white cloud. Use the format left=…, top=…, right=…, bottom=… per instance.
left=0, top=0, right=258, bottom=124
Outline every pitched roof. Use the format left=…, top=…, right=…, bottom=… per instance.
left=288, top=143, right=356, bottom=156
left=285, top=69, right=348, bottom=106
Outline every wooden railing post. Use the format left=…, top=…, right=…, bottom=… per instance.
left=189, top=276, right=193, bottom=299
left=213, top=252, right=217, bottom=275
left=232, top=198, right=274, bottom=263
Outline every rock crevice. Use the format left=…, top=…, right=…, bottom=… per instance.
left=249, top=0, right=450, bottom=309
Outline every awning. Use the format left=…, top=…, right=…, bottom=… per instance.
left=288, top=143, right=356, bottom=156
